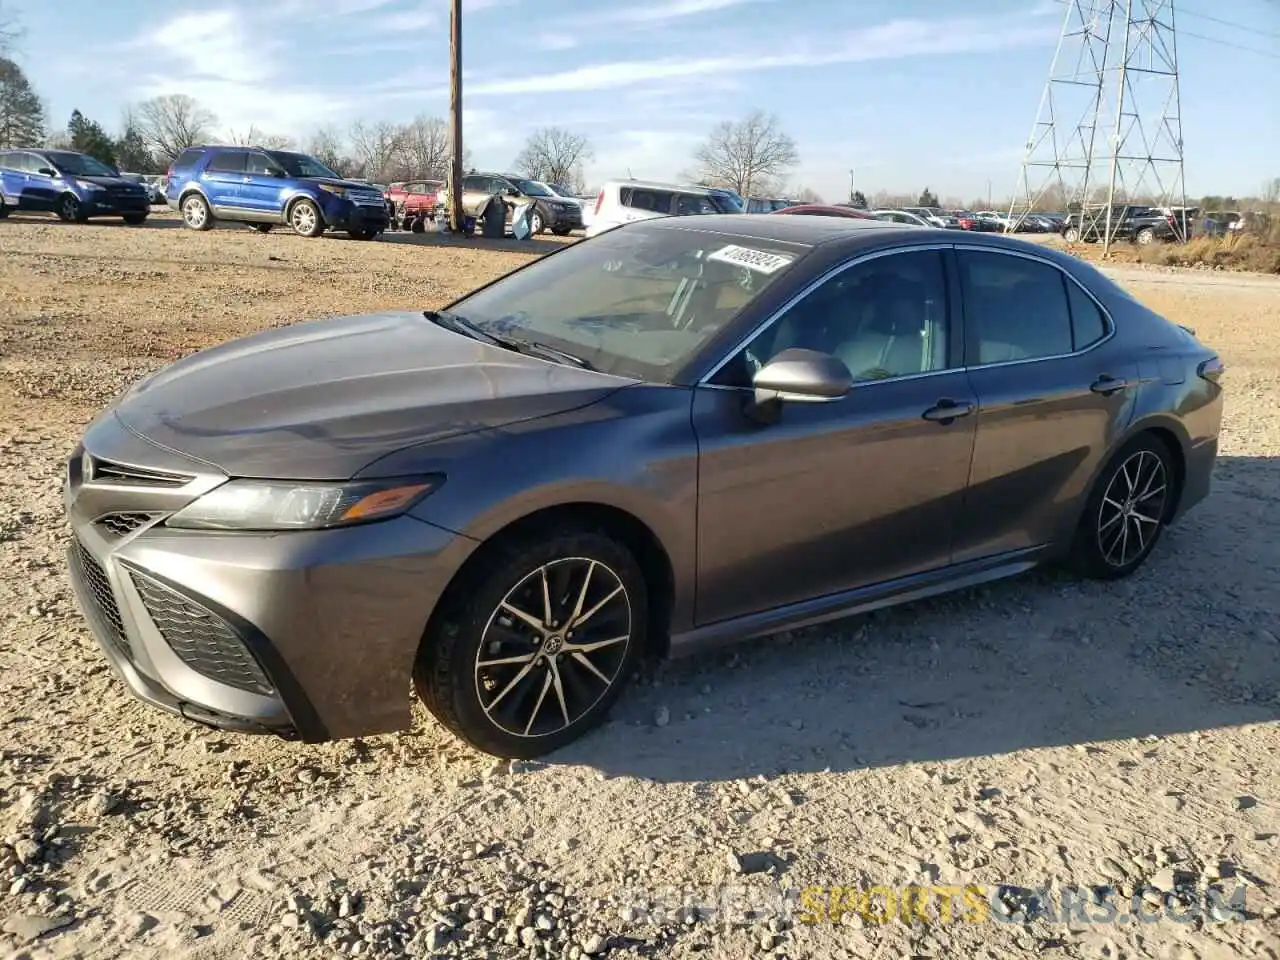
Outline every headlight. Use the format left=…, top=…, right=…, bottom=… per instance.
left=166, top=476, right=442, bottom=531
left=75, top=180, right=104, bottom=191
left=317, top=184, right=346, bottom=197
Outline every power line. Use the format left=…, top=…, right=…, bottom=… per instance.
left=1180, top=28, right=1280, bottom=58
left=1182, top=8, right=1280, bottom=39
left=1050, top=0, right=1280, bottom=44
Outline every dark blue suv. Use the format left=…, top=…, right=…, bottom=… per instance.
left=0, top=148, right=151, bottom=224
left=166, top=145, right=390, bottom=239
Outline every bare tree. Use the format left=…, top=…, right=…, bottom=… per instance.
left=306, top=125, right=350, bottom=175
left=224, top=124, right=294, bottom=149
left=793, top=186, right=823, bottom=204
left=348, top=120, right=404, bottom=183
left=513, top=127, right=593, bottom=190
left=0, top=2, right=22, bottom=56
left=134, top=94, right=217, bottom=162
left=395, top=115, right=450, bottom=180
left=692, top=110, right=797, bottom=198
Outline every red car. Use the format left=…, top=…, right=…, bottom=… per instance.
left=385, top=179, right=445, bottom=228
left=770, top=204, right=876, bottom=219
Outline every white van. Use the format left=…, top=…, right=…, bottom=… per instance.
left=584, top=180, right=739, bottom=237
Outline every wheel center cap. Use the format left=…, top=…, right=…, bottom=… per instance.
left=543, top=635, right=564, bottom=655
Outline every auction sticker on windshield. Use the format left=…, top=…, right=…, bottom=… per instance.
left=705, top=244, right=795, bottom=274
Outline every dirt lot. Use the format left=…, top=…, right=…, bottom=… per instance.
left=1, top=212, right=1278, bottom=960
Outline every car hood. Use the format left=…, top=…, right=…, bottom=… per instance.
left=75, top=175, right=146, bottom=190
left=307, top=177, right=383, bottom=193
left=112, top=311, right=629, bottom=480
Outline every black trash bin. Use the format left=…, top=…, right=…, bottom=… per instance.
left=481, top=196, right=506, bottom=238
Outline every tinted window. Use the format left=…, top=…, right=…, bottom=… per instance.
left=265, top=151, right=340, bottom=179
left=1066, top=279, right=1108, bottom=349
left=44, top=152, right=117, bottom=176
left=958, top=250, right=1073, bottom=364
left=207, top=150, right=248, bottom=173
left=175, top=148, right=204, bottom=169
left=245, top=152, right=281, bottom=176
left=622, top=189, right=674, bottom=214
left=462, top=175, right=488, bottom=192
left=675, top=194, right=718, bottom=216
left=724, top=250, right=952, bottom=386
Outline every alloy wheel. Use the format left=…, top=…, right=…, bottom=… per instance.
left=60, top=196, right=80, bottom=222
left=292, top=203, right=318, bottom=235
left=1097, top=449, right=1167, bottom=568
left=474, top=557, right=632, bottom=738
left=182, top=196, right=207, bottom=228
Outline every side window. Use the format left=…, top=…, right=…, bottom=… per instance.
left=958, top=250, right=1073, bottom=365
left=462, top=175, right=487, bottom=192
left=244, top=152, right=279, bottom=176
left=675, top=194, right=715, bottom=216
left=1065, top=280, right=1108, bottom=350
left=206, top=150, right=247, bottom=173
left=175, top=148, right=203, bottom=169
left=716, top=250, right=952, bottom=387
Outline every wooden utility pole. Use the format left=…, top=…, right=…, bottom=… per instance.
left=448, top=0, right=464, bottom=233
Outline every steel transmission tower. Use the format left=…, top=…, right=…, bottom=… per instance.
left=1010, top=0, right=1188, bottom=252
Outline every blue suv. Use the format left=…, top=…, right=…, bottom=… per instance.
left=166, top=145, right=390, bottom=239
left=0, top=148, right=151, bottom=224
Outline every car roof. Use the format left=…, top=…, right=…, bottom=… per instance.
left=637, top=212, right=1087, bottom=263
left=604, top=179, right=717, bottom=196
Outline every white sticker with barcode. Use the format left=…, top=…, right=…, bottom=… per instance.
left=705, top=244, right=794, bottom=274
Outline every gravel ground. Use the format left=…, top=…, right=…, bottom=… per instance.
left=1, top=212, right=1278, bottom=960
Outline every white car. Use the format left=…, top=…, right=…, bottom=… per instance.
left=868, top=209, right=931, bottom=227
left=584, top=179, right=739, bottom=237
left=974, top=210, right=1014, bottom=231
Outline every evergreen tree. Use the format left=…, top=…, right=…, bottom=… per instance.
left=0, top=57, right=44, bottom=147
left=67, top=109, right=117, bottom=166
left=114, top=123, right=155, bottom=174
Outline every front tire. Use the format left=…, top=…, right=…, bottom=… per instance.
left=122, top=213, right=147, bottom=226
left=347, top=226, right=379, bottom=240
left=1136, top=227, right=1155, bottom=245
left=1069, top=434, right=1176, bottom=580
left=250, top=223, right=273, bottom=233
left=288, top=198, right=324, bottom=238
left=415, top=530, right=647, bottom=758
left=1063, top=226, right=1080, bottom=243
left=57, top=194, right=87, bottom=223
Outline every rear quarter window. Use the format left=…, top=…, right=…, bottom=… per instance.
left=174, top=148, right=204, bottom=169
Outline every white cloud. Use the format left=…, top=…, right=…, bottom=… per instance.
left=582, top=0, right=775, bottom=26
left=460, top=14, right=1058, bottom=96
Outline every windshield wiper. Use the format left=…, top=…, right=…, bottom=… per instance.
left=425, top=311, right=595, bottom=370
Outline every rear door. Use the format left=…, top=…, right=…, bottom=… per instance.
left=200, top=149, right=249, bottom=210
left=951, top=246, right=1138, bottom=561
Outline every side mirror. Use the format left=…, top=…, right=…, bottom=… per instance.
left=747, top=348, right=852, bottom=423
left=506, top=186, right=519, bottom=197
left=37, top=167, right=57, bottom=177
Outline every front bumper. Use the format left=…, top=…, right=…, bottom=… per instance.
left=546, top=206, right=584, bottom=230
left=84, top=192, right=151, bottom=216
left=327, top=199, right=390, bottom=232
left=62, top=425, right=475, bottom=742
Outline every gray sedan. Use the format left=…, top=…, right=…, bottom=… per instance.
left=62, top=216, right=1224, bottom=757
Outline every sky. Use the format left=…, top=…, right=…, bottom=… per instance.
left=8, top=0, right=1280, bottom=202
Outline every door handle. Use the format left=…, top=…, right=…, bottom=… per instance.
left=242, top=176, right=253, bottom=183
left=922, top=398, right=975, bottom=423
left=1090, top=374, right=1129, bottom=396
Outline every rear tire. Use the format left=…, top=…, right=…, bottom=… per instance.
left=415, top=530, right=646, bottom=758
left=1063, top=226, right=1080, bottom=243
left=181, top=193, right=213, bottom=231
left=1137, top=227, right=1156, bottom=245
left=250, top=223, right=273, bottom=233
left=1069, top=433, right=1177, bottom=580
left=552, top=226, right=571, bottom=236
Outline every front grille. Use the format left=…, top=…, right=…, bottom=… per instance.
left=351, top=193, right=387, bottom=207
left=95, top=512, right=160, bottom=538
left=130, top=572, right=274, bottom=696
left=87, top=456, right=192, bottom=487
left=72, top=539, right=132, bottom=662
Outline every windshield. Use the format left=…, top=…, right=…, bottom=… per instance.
left=513, top=179, right=555, bottom=197
left=266, top=151, right=342, bottom=180
left=442, top=221, right=807, bottom=381
left=47, top=152, right=117, bottom=177
left=711, top=192, right=744, bottom=213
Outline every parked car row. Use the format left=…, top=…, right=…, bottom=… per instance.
left=0, top=148, right=153, bottom=224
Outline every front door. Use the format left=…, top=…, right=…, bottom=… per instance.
left=950, top=247, right=1138, bottom=561
left=239, top=152, right=287, bottom=216
left=22, top=153, right=59, bottom=211
left=692, top=246, right=978, bottom=625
